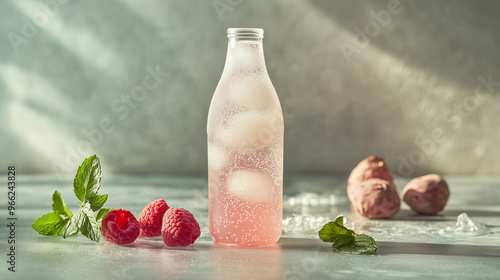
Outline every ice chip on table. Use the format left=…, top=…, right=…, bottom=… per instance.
left=208, top=144, right=231, bottom=171
left=229, top=76, right=272, bottom=109
left=284, top=193, right=338, bottom=207
left=282, top=214, right=331, bottom=235
left=231, top=42, right=263, bottom=70
left=219, top=111, right=279, bottom=152
left=455, top=213, right=482, bottom=233
left=437, top=212, right=490, bottom=237
left=226, top=170, right=272, bottom=203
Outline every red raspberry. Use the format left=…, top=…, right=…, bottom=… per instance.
left=161, top=208, right=200, bottom=247
left=138, top=199, right=170, bottom=237
left=101, top=209, right=140, bottom=244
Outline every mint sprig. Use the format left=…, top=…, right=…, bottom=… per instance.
left=32, top=155, right=113, bottom=242
left=31, top=212, right=68, bottom=236
left=73, top=155, right=102, bottom=202
left=319, top=216, right=377, bottom=255
left=52, top=190, right=72, bottom=218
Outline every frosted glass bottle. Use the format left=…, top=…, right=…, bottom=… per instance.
left=207, top=28, right=284, bottom=247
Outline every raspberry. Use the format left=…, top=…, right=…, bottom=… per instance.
left=101, top=209, right=140, bottom=244
left=138, top=199, right=170, bottom=237
left=161, top=208, right=200, bottom=247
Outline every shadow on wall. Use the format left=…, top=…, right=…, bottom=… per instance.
left=266, top=0, right=499, bottom=176
left=0, top=0, right=498, bottom=176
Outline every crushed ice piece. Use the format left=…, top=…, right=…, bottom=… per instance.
left=455, top=213, right=482, bottom=233
left=438, top=212, right=489, bottom=237
left=282, top=214, right=352, bottom=235
left=284, top=193, right=338, bottom=207
left=282, top=214, right=331, bottom=235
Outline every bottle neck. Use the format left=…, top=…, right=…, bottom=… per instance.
left=224, top=28, right=266, bottom=73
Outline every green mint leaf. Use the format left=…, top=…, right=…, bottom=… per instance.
left=32, top=154, right=110, bottom=243
left=333, top=234, right=378, bottom=255
left=318, top=221, right=355, bottom=243
left=63, top=208, right=83, bottom=238
left=52, top=190, right=72, bottom=218
left=333, top=216, right=344, bottom=226
left=79, top=202, right=101, bottom=242
left=354, top=234, right=378, bottom=254
left=331, top=234, right=355, bottom=250
left=96, top=208, right=113, bottom=222
left=88, top=194, right=108, bottom=212
left=319, top=216, right=377, bottom=255
left=73, top=154, right=101, bottom=202
left=32, top=212, right=68, bottom=236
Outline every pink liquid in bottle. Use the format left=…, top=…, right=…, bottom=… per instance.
left=207, top=28, right=284, bottom=247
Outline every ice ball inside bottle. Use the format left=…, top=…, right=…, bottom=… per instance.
left=219, top=111, right=279, bottom=153
left=231, top=42, right=263, bottom=70
left=226, top=170, right=272, bottom=203
left=229, top=77, right=272, bottom=109
left=208, top=144, right=231, bottom=171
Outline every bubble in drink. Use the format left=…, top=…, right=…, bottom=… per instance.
left=226, top=170, right=273, bottom=203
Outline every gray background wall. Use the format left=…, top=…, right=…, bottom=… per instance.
left=0, top=0, right=499, bottom=177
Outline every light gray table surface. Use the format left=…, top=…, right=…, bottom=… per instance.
left=1, top=174, right=500, bottom=280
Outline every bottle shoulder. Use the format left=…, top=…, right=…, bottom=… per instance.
left=209, top=71, right=282, bottom=115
